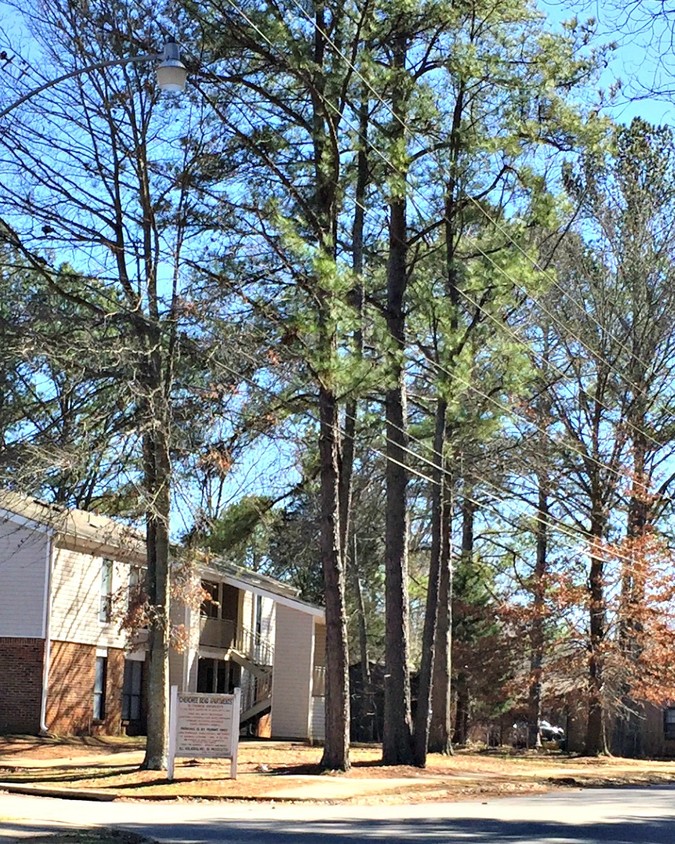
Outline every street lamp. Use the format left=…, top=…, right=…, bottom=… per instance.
left=0, top=38, right=187, bottom=119
left=155, top=39, right=188, bottom=93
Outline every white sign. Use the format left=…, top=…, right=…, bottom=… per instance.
left=167, top=686, right=241, bottom=780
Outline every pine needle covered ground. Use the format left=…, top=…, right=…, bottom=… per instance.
left=2, top=737, right=675, bottom=806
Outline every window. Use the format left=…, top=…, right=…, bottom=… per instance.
left=122, top=659, right=143, bottom=722
left=664, top=708, right=675, bottom=740
left=255, top=593, right=263, bottom=637
left=196, top=657, right=229, bottom=693
left=200, top=580, right=220, bottom=618
left=99, top=559, right=113, bottom=623
left=128, top=565, right=143, bottom=608
left=93, top=656, right=107, bottom=721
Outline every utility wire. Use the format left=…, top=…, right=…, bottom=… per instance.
left=217, top=0, right=670, bottom=454
left=3, top=3, right=668, bottom=571
left=276, top=0, right=669, bottom=395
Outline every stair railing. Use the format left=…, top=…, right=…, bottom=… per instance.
left=233, top=622, right=274, bottom=668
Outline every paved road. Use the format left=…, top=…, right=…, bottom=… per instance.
left=1, top=786, right=675, bottom=843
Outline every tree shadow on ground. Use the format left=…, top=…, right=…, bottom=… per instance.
left=15, top=832, right=146, bottom=844
left=0, top=765, right=138, bottom=785
left=122, top=812, right=675, bottom=844
left=268, top=758, right=431, bottom=775
left=0, top=825, right=146, bottom=844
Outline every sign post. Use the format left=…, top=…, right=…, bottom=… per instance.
left=167, top=686, right=241, bottom=780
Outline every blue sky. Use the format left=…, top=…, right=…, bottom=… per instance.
left=3, top=0, right=675, bottom=536
left=541, top=0, right=675, bottom=125
left=3, top=1, right=673, bottom=130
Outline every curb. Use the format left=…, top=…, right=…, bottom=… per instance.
left=0, top=781, right=351, bottom=803
left=0, top=782, right=116, bottom=801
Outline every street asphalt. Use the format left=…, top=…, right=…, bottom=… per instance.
left=1, top=785, right=675, bottom=843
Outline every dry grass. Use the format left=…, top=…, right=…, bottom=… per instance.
left=1, top=737, right=675, bottom=805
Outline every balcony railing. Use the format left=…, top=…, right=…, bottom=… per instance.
left=240, top=670, right=274, bottom=716
left=199, top=617, right=274, bottom=667
left=236, top=624, right=274, bottom=667
left=199, top=617, right=236, bottom=650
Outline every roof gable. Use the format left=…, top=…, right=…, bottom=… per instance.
left=0, top=491, right=145, bottom=562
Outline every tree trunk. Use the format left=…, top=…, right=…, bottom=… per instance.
left=349, top=535, right=372, bottom=741
left=427, top=116, right=463, bottom=756
left=383, top=217, right=414, bottom=762
left=319, top=384, right=351, bottom=771
left=339, top=89, right=368, bottom=556
left=353, top=537, right=371, bottom=678
left=311, top=0, right=350, bottom=771
left=527, top=471, right=548, bottom=749
left=585, top=503, right=608, bottom=756
left=617, top=424, right=648, bottom=757
left=453, top=672, right=469, bottom=745
left=141, top=404, right=172, bottom=770
left=341, top=90, right=370, bottom=713
left=451, top=484, right=475, bottom=747
left=382, top=24, right=413, bottom=767
left=413, top=398, right=446, bottom=766
left=429, top=468, right=453, bottom=754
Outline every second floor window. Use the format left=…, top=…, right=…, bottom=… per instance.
left=99, top=559, right=113, bottom=623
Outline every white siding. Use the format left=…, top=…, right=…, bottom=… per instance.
left=169, top=598, right=195, bottom=691
left=260, top=596, right=275, bottom=650
left=184, top=646, right=199, bottom=691
left=241, top=589, right=254, bottom=632
left=310, top=697, right=325, bottom=742
left=270, top=605, right=314, bottom=739
left=185, top=603, right=201, bottom=691
left=169, top=647, right=186, bottom=690
left=0, top=516, right=48, bottom=637
left=50, top=547, right=130, bottom=648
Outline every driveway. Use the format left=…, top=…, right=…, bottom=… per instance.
left=1, top=786, right=675, bottom=843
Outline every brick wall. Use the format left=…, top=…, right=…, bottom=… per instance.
left=0, top=637, right=44, bottom=734
left=46, top=641, right=125, bottom=736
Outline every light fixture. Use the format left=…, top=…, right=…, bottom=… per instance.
left=156, top=38, right=188, bottom=93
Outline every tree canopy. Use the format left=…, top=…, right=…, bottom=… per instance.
left=2, top=0, right=675, bottom=768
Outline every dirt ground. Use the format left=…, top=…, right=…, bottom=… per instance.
left=2, top=736, right=675, bottom=805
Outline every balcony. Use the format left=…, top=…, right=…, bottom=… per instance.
left=199, top=617, right=273, bottom=669
left=199, top=616, right=236, bottom=650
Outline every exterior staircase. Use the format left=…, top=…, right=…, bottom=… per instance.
left=226, top=624, right=273, bottom=727
left=198, top=616, right=274, bottom=728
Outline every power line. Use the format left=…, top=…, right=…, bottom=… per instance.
left=217, top=331, right=648, bottom=575
left=277, top=0, right=669, bottom=397
left=216, top=0, right=670, bottom=455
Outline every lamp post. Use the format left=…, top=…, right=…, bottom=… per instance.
left=0, top=38, right=187, bottom=119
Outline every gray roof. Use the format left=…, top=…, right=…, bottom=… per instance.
left=203, top=557, right=299, bottom=598
left=200, top=557, right=325, bottom=618
left=0, top=490, right=146, bottom=561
